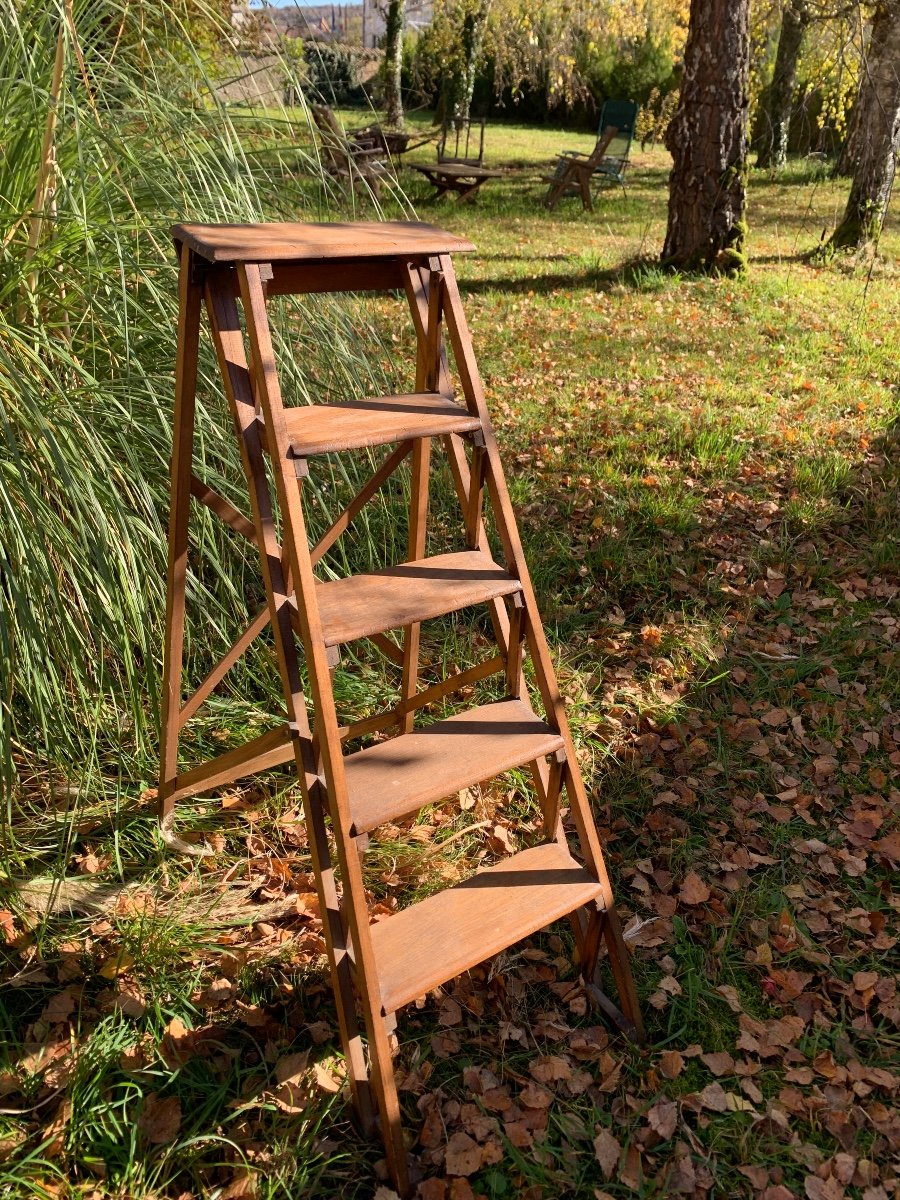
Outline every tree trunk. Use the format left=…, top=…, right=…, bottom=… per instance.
left=835, top=88, right=863, bottom=177
left=382, top=0, right=404, bottom=128
left=830, top=0, right=900, bottom=249
left=756, top=0, right=810, bottom=169
left=443, top=0, right=490, bottom=124
left=835, top=5, right=876, bottom=178
left=662, top=0, right=751, bottom=275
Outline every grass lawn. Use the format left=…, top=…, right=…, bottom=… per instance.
left=2, top=115, right=899, bottom=1200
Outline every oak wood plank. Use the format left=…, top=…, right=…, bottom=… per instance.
left=276, top=393, right=480, bottom=457
left=172, top=220, right=475, bottom=264
left=315, top=549, right=521, bottom=647
left=370, top=841, right=603, bottom=1014
left=345, top=698, right=562, bottom=834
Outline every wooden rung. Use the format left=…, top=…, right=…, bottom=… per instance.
left=345, top=698, right=562, bottom=835
left=398, top=653, right=504, bottom=714
left=163, top=725, right=294, bottom=805
left=370, top=841, right=604, bottom=1014
left=268, top=394, right=481, bottom=457
left=369, top=631, right=405, bottom=667
left=313, top=549, right=521, bottom=648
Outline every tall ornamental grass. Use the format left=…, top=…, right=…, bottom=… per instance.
left=0, top=0, right=409, bottom=815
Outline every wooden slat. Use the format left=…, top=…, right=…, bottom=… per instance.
left=314, top=549, right=521, bottom=648
left=179, top=604, right=270, bottom=727
left=370, top=841, right=604, bottom=1014
left=165, top=725, right=294, bottom=805
left=190, top=474, right=257, bottom=544
left=345, top=698, right=563, bottom=835
left=172, top=220, right=475, bottom=264
left=337, top=654, right=504, bottom=743
left=274, top=394, right=480, bottom=457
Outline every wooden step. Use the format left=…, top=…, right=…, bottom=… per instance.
left=276, top=393, right=481, bottom=456
left=345, top=698, right=563, bottom=835
left=173, top=220, right=475, bottom=264
left=370, top=841, right=603, bottom=1014
left=315, top=550, right=520, bottom=647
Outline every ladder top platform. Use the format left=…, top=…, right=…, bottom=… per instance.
left=171, top=220, right=475, bottom=265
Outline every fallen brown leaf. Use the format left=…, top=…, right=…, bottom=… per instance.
left=593, top=1127, right=621, bottom=1179
left=679, top=872, right=711, bottom=905
left=444, top=1130, right=483, bottom=1177
left=138, top=1094, right=181, bottom=1145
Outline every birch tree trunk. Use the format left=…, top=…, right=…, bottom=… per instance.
left=756, top=0, right=810, bottom=169
left=830, top=0, right=900, bottom=249
left=662, top=0, right=751, bottom=275
left=443, top=0, right=491, bottom=125
left=382, top=0, right=405, bottom=128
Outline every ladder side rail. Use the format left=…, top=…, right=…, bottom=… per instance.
left=437, top=254, right=614, bottom=906
left=236, top=263, right=409, bottom=1193
left=158, top=244, right=203, bottom=829
left=402, top=263, right=554, bottom=819
left=206, top=273, right=376, bottom=1134
left=397, top=263, right=438, bottom=734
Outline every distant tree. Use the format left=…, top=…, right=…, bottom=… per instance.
left=381, top=0, right=405, bottom=127
left=756, top=0, right=812, bottom=167
left=411, top=0, right=689, bottom=123
left=662, top=0, right=751, bottom=274
left=441, top=0, right=492, bottom=124
left=829, top=0, right=900, bottom=249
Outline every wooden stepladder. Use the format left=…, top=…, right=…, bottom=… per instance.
left=159, top=221, right=644, bottom=1197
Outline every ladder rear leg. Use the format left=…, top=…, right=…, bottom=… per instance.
left=579, top=903, right=646, bottom=1044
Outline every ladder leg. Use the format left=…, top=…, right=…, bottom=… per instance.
left=540, top=748, right=567, bottom=841
left=238, top=262, right=411, bottom=1195
left=580, top=904, right=646, bottom=1045
left=158, top=244, right=202, bottom=833
left=441, top=428, right=557, bottom=821
left=438, top=254, right=616, bottom=898
left=437, top=253, right=644, bottom=1045
left=367, top=1013, right=411, bottom=1196
left=504, top=592, right=525, bottom=698
left=601, top=907, right=645, bottom=1043
left=399, top=437, right=430, bottom=734
left=397, top=262, right=442, bottom=734
left=204, top=273, right=376, bottom=1133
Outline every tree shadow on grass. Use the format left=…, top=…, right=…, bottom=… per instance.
left=458, top=255, right=677, bottom=297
